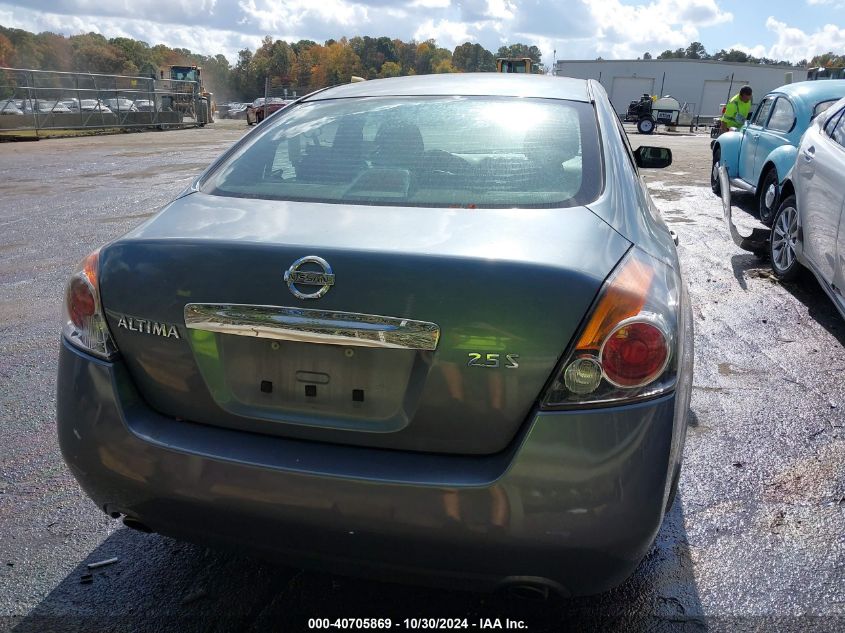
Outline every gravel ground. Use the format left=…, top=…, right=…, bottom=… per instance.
left=1, top=120, right=843, bottom=633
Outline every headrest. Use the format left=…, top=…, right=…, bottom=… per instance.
left=373, top=121, right=424, bottom=167
left=523, top=122, right=580, bottom=166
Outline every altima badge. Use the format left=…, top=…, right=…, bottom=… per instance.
left=116, top=315, right=180, bottom=339
left=284, top=256, right=335, bottom=300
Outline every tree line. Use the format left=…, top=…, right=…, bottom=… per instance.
left=645, top=41, right=844, bottom=69
left=0, top=25, right=542, bottom=103
left=3, top=25, right=842, bottom=103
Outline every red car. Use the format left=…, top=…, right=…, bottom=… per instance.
left=246, top=97, right=289, bottom=125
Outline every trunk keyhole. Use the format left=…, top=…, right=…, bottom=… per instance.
left=305, top=385, right=317, bottom=397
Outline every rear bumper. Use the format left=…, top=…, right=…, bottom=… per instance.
left=57, top=338, right=688, bottom=596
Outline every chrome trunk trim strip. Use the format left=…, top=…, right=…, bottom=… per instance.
left=184, top=303, right=440, bottom=351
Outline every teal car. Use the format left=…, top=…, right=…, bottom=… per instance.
left=711, top=80, right=845, bottom=225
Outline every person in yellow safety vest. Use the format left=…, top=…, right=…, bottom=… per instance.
left=720, top=86, right=753, bottom=133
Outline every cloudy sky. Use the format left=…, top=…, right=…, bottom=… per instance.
left=1, top=0, right=843, bottom=65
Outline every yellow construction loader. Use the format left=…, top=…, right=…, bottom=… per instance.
left=496, top=58, right=541, bottom=73
left=160, top=65, right=214, bottom=124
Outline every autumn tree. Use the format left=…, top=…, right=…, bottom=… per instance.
left=0, top=33, right=13, bottom=67
left=311, top=40, right=364, bottom=88
left=232, top=48, right=257, bottom=97
left=810, top=52, right=845, bottom=67
left=2, top=27, right=44, bottom=68
left=379, top=61, right=401, bottom=78
left=496, top=43, right=541, bottom=63
left=394, top=39, right=416, bottom=75
left=199, top=54, right=234, bottom=102
left=452, top=42, right=495, bottom=72
left=0, top=25, right=550, bottom=101
left=70, top=33, right=125, bottom=74
left=37, top=32, right=74, bottom=72
left=433, top=58, right=456, bottom=73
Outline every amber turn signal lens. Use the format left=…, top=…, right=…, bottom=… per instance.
left=575, top=253, right=654, bottom=351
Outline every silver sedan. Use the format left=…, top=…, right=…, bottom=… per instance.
left=57, top=73, right=693, bottom=597
left=769, top=96, right=845, bottom=318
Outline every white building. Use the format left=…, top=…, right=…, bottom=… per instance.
left=554, top=59, right=807, bottom=119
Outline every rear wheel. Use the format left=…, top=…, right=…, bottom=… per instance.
left=710, top=148, right=721, bottom=196
left=770, top=196, right=801, bottom=281
left=637, top=118, right=655, bottom=134
left=758, top=168, right=779, bottom=226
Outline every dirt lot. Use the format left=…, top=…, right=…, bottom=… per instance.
left=1, top=120, right=844, bottom=632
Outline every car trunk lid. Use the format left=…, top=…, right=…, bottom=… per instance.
left=99, top=192, right=631, bottom=455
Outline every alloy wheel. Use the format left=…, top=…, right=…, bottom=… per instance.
left=771, top=205, right=798, bottom=273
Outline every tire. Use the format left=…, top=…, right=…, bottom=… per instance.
left=710, top=147, right=721, bottom=196
left=770, top=196, right=801, bottom=281
left=637, top=118, right=655, bottom=134
left=758, top=168, right=779, bottom=226
left=197, top=101, right=208, bottom=126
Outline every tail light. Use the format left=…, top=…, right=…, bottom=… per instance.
left=542, top=248, right=679, bottom=408
left=62, top=249, right=118, bottom=360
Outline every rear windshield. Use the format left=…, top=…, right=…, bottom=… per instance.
left=813, top=99, right=839, bottom=119
left=202, top=96, right=602, bottom=208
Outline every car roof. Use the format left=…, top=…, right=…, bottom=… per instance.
left=304, top=73, right=592, bottom=102
left=767, top=80, right=845, bottom=107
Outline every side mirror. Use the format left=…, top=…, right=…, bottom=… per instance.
left=634, top=146, right=672, bottom=169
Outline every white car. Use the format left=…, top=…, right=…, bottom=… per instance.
left=60, top=99, right=80, bottom=112
left=80, top=99, right=112, bottom=113
left=133, top=99, right=156, bottom=112
left=769, top=96, right=845, bottom=318
left=0, top=99, right=23, bottom=115
left=104, top=98, right=139, bottom=113
left=21, top=100, right=72, bottom=114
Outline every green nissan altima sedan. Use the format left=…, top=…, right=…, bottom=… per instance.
left=58, top=73, right=693, bottom=597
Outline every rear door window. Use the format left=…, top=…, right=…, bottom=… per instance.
left=766, top=98, right=795, bottom=133
left=832, top=112, right=845, bottom=148
left=752, top=97, right=774, bottom=126
left=813, top=99, right=838, bottom=120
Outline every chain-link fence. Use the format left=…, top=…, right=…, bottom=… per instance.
left=0, top=67, right=213, bottom=136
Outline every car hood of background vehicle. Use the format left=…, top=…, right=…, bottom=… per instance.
left=124, top=191, right=631, bottom=272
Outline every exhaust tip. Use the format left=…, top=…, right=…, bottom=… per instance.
left=497, top=576, right=569, bottom=600
left=122, top=517, right=154, bottom=533
left=507, top=583, right=550, bottom=600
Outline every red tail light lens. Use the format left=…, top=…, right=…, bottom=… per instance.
left=68, top=277, right=96, bottom=328
left=601, top=319, right=670, bottom=388
left=62, top=249, right=118, bottom=360
left=542, top=248, right=681, bottom=408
